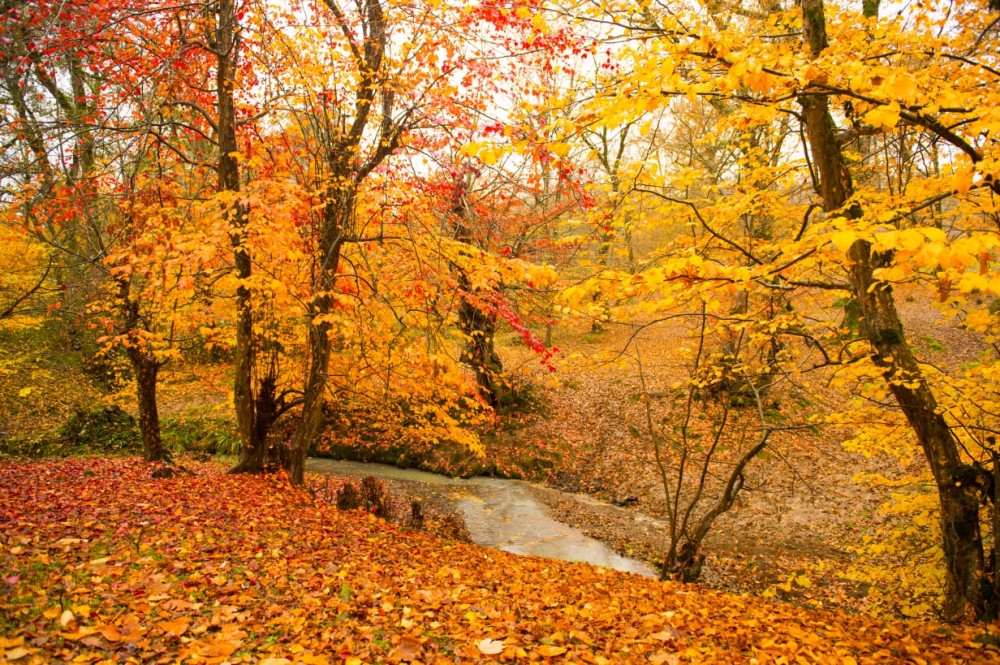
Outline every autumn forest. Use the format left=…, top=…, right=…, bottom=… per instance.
left=3, top=0, right=1000, bottom=661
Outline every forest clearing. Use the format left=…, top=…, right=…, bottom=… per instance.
left=4, top=0, right=1000, bottom=661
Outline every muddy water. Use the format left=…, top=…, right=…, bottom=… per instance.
left=306, top=458, right=656, bottom=577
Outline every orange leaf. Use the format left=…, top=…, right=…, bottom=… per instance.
left=537, top=645, right=567, bottom=657
left=99, top=626, right=122, bottom=643
left=202, top=636, right=241, bottom=658
left=395, top=636, right=423, bottom=662
left=158, top=618, right=190, bottom=638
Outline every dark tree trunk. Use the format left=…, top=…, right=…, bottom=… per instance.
left=214, top=0, right=280, bottom=475
left=847, top=242, right=985, bottom=620
left=127, top=347, right=166, bottom=462
left=114, top=273, right=167, bottom=463
left=457, top=274, right=504, bottom=408
left=290, top=231, right=342, bottom=485
left=230, top=375, right=285, bottom=473
left=449, top=179, right=505, bottom=408
left=288, top=0, right=398, bottom=485
left=290, top=300, right=335, bottom=485
left=799, top=0, right=985, bottom=621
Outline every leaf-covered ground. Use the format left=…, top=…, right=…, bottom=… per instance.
left=1, top=458, right=994, bottom=664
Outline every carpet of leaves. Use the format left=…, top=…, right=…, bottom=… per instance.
left=1, top=458, right=994, bottom=664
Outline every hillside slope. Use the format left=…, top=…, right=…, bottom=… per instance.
left=0, top=458, right=993, bottom=663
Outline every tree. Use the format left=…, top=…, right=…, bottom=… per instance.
left=797, top=0, right=997, bottom=621
left=552, top=0, right=1000, bottom=619
left=0, top=0, right=196, bottom=461
left=208, top=0, right=299, bottom=474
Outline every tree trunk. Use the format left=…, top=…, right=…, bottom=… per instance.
left=214, top=0, right=276, bottom=475
left=457, top=275, right=504, bottom=408
left=287, top=0, right=395, bottom=485
left=128, top=347, right=166, bottom=462
left=290, top=227, right=342, bottom=485
left=847, top=241, right=984, bottom=620
left=449, top=179, right=505, bottom=408
left=799, top=0, right=985, bottom=620
left=290, top=304, right=334, bottom=484
left=230, top=375, right=284, bottom=473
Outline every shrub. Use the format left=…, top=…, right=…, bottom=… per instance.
left=59, top=406, right=141, bottom=454
left=494, top=377, right=548, bottom=418
left=161, top=418, right=239, bottom=456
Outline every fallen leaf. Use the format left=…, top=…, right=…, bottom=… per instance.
left=395, top=636, right=423, bottom=662
left=99, top=626, right=122, bottom=643
left=158, top=618, right=189, bottom=638
left=477, top=638, right=505, bottom=655
left=537, top=644, right=567, bottom=657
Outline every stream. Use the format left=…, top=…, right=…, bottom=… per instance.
left=306, top=458, right=656, bottom=578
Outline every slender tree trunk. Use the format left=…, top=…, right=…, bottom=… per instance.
left=115, top=274, right=167, bottom=462
left=457, top=274, right=504, bottom=408
left=214, top=0, right=271, bottom=474
left=290, top=313, right=333, bottom=484
left=799, top=0, right=985, bottom=620
left=287, top=0, right=395, bottom=485
left=290, top=227, right=343, bottom=485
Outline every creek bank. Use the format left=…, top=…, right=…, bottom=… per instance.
left=306, top=458, right=657, bottom=577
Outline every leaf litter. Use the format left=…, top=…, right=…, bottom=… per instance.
left=1, top=457, right=995, bottom=663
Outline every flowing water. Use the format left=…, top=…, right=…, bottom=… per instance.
left=306, top=458, right=656, bottom=577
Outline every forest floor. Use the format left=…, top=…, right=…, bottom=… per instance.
left=0, top=284, right=988, bottom=624
left=2, top=457, right=996, bottom=664
left=482, top=283, right=989, bottom=619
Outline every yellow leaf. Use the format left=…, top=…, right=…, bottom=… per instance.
left=795, top=574, right=811, bottom=588
left=830, top=230, right=857, bottom=255
left=479, top=147, right=499, bottom=166
left=887, top=72, right=919, bottom=105
left=965, top=310, right=991, bottom=332
left=549, top=142, right=570, bottom=158
left=865, top=102, right=901, bottom=130
left=17, top=387, right=31, bottom=398
left=952, top=168, right=974, bottom=194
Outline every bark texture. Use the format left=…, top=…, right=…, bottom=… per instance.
left=450, top=178, right=505, bottom=408
left=128, top=347, right=165, bottom=462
